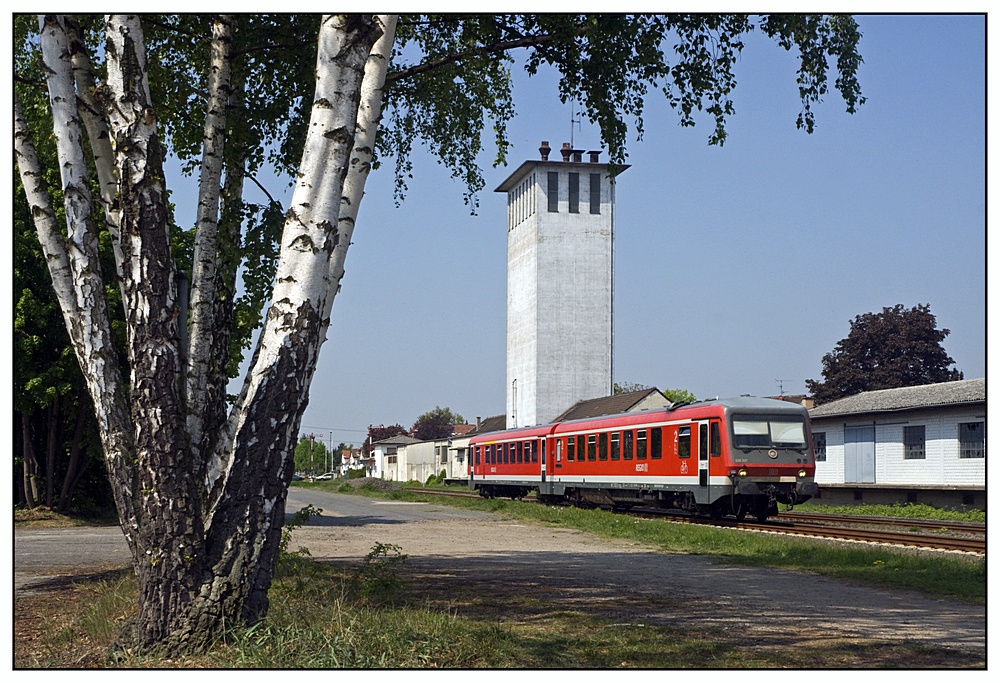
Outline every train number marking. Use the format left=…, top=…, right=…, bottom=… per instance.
left=635, top=463, right=648, bottom=472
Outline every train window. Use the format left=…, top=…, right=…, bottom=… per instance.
left=532, top=440, right=539, bottom=463
left=677, top=426, right=690, bottom=458
left=623, top=430, right=633, bottom=460
left=651, top=427, right=663, bottom=459
left=475, top=446, right=480, bottom=466
left=587, top=434, right=597, bottom=461
left=577, top=435, right=586, bottom=461
left=636, top=430, right=647, bottom=460
left=711, top=422, right=722, bottom=457
left=598, top=432, right=608, bottom=460
left=699, top=423, right=709, bottom=461
left=517, top=441, right=524, bottom=464
left=610, top=432, right=620, bottom=460
left=503, top=443, right=509, bottom=464
left=566, top=436, right=575, bottom=461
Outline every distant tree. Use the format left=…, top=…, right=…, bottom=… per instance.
left=363, top=424, right=408, bottom=455
left=806, top=304, right=963, bottom=403
left=613, top=381, right=650, bottom=395
left=293, top=436, right=331, bottom=475
left=411, top=406, right=465, bottom=441
left=662, top=388, right=698, bottom=405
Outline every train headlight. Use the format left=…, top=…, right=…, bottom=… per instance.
left=798, top=469, right=807, bottom=478
left=738, top=468, right=748, bottom=478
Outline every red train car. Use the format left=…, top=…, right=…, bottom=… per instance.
left=469, top=396, right=818, bottom=521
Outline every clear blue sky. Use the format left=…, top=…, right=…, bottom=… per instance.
left=177, top=14, right=986, bottom=447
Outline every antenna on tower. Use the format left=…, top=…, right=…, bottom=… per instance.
left=570, top=100, right=581, bottom=148
left=775, top=379, right=788, bottom=396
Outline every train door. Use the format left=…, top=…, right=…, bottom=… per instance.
left=540, top=438, right=546, bottom=483
left=697, top=421, right=710, bottom=487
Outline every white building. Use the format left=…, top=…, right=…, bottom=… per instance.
left=371, top=435, right=422, bottom=482
left=808, top=378, right=985, bottom=508
left=495, top=142, right=628, bottom=429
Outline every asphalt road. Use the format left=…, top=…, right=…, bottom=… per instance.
left=12, top=487, right=492, bottom=592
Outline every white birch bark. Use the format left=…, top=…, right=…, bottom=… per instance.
left=320, top=14, right=397, bottom=329
left=64, top=15, right=124, bottom=281
left=187, top=15, right=234, bottom=461
left=24, top=17, right=137, bottom=541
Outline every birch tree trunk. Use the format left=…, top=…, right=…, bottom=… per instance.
left=19, top=13, right=389, bottom=653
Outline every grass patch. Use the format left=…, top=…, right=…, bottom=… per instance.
left=795, top=501, right=985, bottom=523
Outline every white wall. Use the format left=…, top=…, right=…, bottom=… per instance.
left=811, top=406, right=985, bottom=487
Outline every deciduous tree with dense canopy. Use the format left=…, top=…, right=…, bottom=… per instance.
left=14, top=13, right=865, bottom=654
left=806, top=304, right=963, bottom=403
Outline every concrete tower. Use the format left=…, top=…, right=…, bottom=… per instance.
left=495, top=142, right=629, bottom=428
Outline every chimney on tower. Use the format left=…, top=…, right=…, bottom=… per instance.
left=560, top=143, right=572, bottom=162
left=539, top=141, right=551, bottom=161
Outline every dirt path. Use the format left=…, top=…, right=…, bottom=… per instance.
left=288, top=495, right=986, bottom=659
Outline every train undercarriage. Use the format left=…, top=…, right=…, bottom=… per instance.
left=475, top=479, right=817, bottom=523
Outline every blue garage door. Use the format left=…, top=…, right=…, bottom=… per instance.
left=844, top=426, right=875, bottom=483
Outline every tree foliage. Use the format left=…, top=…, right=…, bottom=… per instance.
left=380, top=14, right=865, bottom=208
left=411, top=406, right=466, bottom=441
left=364, top=424, right=409, bottom=455
left=293, top=436, right=332, bottom=475
left=806, top=304, right=963, bottom=403
left=662, top=388, right=698, bottom=405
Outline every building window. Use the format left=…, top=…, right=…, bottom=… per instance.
left=590, top=173, right=601, bottom=214
left=568, top=172, right=579, bottom=213
left=904, top=425, right=925, bottom=460
left=437, top=445, right=449, bottom=464
left=812, top=432, right=826, bottom=462
left=547, top=172, right=559, bottom=212
left=959, top=421, right=985, bottom=458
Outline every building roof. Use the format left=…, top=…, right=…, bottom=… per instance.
left=466, top=415, right=507, bottom=436
left=553, top=388, right=669, bottom=422
left=809, top=378, right=985, bottom=419
left=452, top=424, right=476, bottom=437
left=371, top=434, right=422, bottom=447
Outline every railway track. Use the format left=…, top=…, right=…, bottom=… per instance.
left=774, top=511, right=985, bottom=535
left=726, top=518, right=985, bottom=555
left=408, top=488, right=985, bottom=555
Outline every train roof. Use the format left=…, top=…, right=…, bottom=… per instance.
left=469, top=397, right=810, bottom=442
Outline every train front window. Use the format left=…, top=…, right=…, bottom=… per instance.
left=732, top=416, right=807, bottom=450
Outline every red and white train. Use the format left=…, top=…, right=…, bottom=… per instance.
left=469, top=396, right=818, bottom=521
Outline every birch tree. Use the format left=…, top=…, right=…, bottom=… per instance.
left=15, top=13, right=864, bottom=653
